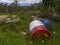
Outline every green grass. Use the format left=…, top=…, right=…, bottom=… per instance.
left=0, top=14, right=60, bottom=45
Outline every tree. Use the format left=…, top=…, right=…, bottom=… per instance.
left=14, top=0, right=18, bottom=14
left=39, top=0, right=57, bottom=18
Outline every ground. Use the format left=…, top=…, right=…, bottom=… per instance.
left=0, top=14, right=60, bottom=45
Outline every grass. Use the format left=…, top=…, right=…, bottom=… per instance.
left=0, top=14, right=60, bottom=45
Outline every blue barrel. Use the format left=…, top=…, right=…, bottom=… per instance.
left=37, top=18, right=49, bottom=28
left=43, top=19, right=49, bottom=28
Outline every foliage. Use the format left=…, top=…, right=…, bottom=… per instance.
left=51, top=16, right=60, bottom=23
left=54, top=0, right=60, bottom=12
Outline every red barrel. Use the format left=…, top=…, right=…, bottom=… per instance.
left=29, top=20, right=50, bottom=40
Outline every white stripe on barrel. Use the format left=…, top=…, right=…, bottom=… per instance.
left=29, top=20, right=44, bottom=32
